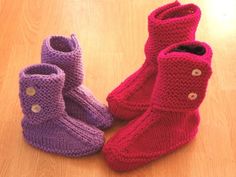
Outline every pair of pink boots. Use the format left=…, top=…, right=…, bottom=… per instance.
left=103, top=1, right=212, bottom=171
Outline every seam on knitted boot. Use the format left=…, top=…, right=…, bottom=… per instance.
left=64, top=85, right=113, bottom=129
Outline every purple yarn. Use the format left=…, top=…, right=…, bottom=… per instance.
left=41, top=34, right=113, bottom=129
left=19, top=64, right=104, bottom=156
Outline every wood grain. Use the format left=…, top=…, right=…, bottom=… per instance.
left=0, top=0, right=235, bottom=176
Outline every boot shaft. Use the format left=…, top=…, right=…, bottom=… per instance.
left=152, top=41, right=212, bottom=111
left=145, top=2, right=201, bottom=64
left=19, top=64, right=66, bottom=124
left=41, top=34, right=83, bottom=91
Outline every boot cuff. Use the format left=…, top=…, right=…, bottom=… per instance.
left=148, top=3, right=201, bottom=28
left=41, top=34, right=83, bottom=89
left=42, top=34, right=81, bottom=61
left=153, top=41, right=212, bottom=111
left=19, top=64, right=65, bottom=124
left=20, top=63, right=65, bottom=86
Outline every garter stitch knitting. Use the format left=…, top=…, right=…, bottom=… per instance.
left=107, top=1, right=201, bottom=120
left=103, top=41, right=212, bottom=171
left=19, top=64, right=104, bottom=156
left=41, top=34, right=113, bottom=129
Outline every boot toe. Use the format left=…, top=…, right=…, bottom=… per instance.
left=64, top=86, right=114, bottom=129
left=22, top=117, right=105, bottom=157
left=103, top=142, right=148, bottom=171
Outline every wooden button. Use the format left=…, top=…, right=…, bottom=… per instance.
left=31, top=104, right=41, bottom=113
left=188, top=93, right=198, bottom=100
left=26, top=87, right=36, bottom=96
left=192, top=69, right=202, bottom=76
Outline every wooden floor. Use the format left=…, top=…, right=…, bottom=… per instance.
left=0, top=0, right=236, bottom=176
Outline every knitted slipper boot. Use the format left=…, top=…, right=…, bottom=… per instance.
left=41, top=34, right=113, bottom=129
left=19, top=64, right=104, bottom=157
left=107, top=1, right=201, bottom=120
left=103, top=41, right=212, bottom=171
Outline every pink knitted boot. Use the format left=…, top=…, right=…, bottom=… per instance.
left=103, top=41, right=212, bottom=171
left=107, top=1, right=201, bottom=120
left=41, top=34, right=113, bottom=129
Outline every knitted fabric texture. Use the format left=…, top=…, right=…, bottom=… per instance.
left=19, top=64, right=104, bottom=157
left=41, top=34, right=113, bottom=129
left=107, top=1, right=201, bottom=120
left=103, top=41, right=212, bottom=171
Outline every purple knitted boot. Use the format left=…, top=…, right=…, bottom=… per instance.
left=41, top=34, right=113, bottom=129
left=19, top=63, right=104, bottom=156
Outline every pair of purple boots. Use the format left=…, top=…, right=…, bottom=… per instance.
left=19, top=34, right=113, bottom=156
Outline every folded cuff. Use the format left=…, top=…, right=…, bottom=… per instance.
left=19, top=64, right=65, bottom=124
left=153, top=41, right=212, bottom=111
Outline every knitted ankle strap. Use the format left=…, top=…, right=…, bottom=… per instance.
left=152, top=41, right=212, bottom=112
left=19, top=64, right=66, bottom=124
